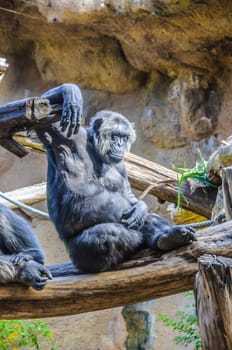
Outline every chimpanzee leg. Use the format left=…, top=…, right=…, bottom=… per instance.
left=0, top=256, right=17, bottom=283
left=0, top=205, right=52, bottom=289
left=65, top=223, right=143, bottom=273
left=141, top=213, right=196, bottom=251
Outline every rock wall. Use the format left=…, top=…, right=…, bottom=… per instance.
left=1, top=0, right=232, bottom=166
left=1, top=0, right=232, bottom=349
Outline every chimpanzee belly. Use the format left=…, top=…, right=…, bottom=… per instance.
left=49, top=180, right=131, bottom=238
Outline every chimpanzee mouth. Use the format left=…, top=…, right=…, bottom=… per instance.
left=108, top=151, right=124, bottom=162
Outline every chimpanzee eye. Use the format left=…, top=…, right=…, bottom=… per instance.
left=123, top=135, right=129, bottom=142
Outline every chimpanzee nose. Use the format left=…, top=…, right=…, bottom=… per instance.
left=117, top=137, right=123, bottom=146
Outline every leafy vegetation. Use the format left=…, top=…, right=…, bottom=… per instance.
left=158, top=291, right=202, bottom=350
left=174, top=150, right=216, bottom=209
left=0, top=319, right=56, bottom=350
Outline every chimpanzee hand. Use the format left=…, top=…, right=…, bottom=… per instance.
left=121, top=201, right=148, bottom=229
left=16, top=260, right=52, bottom=290
left=156, top=225, right=196, bottom=251
left=60, top=83, right=83, bottom=137
left=40, top=83, right=83, bottom=140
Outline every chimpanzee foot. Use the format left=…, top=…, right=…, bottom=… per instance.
left=156, top=225, right=196, bottom=251
left=17, top=260, right=52, bottom=290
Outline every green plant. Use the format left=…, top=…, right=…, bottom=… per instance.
left=174, top=150, right=216, bottom=209
left=158, top=291, right=202, bottom=350
left=0, top=319, right=56, bottom=350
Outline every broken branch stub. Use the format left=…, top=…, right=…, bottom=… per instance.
left=0, top=97, right=62, bottom=156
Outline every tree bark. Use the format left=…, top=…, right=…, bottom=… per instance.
left=0, top=220, right=231, bottom=319
left=126, top=153, right=216, bottom=218
left=195, top=254, right=232, bottom=350
left=0, top=98, right=62, bottom=156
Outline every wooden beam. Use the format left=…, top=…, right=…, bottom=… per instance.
left=195, top=254, right=232, bottom=350
left=0, top=220, right=231, bottom=319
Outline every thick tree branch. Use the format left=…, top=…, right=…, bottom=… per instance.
left=0, top=98, right=62, bottom=156
left=0, top=220, right=231, bottom=319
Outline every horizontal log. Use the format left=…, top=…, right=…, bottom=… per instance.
left=0, top=155, right=216, bottom=218
left=0, top=182, right=47, bottom=208
left=126, top=153, right=217, bottom=218
left=0, top=220, right=231, bottom=319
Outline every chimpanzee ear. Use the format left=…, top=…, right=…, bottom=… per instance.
left=93, top=118, right=104, bottom=132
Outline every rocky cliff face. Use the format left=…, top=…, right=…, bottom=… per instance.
left=1, top=0, right=232, bottom=160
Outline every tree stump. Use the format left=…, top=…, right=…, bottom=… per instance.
left=195, top=254, right=232, bottom=350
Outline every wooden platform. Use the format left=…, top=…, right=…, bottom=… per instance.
left=0, top=220, right=231, bottom=319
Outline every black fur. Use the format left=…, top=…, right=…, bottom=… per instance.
left=0, top=204, right=52, bottom=289
left=37, top=83, right=195, bottom=273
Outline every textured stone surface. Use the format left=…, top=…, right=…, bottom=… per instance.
left=1, top=0, right=232, bottom=148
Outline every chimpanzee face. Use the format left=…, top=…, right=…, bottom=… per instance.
left=91, top=111, right=136, bottom=164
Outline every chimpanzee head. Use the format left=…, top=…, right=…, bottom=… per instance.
left=89, top=110, right=136, bottom=163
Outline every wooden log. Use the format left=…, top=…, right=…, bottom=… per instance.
left=126, top=153, right=216, bottom=218
left=0, top=157, right=216, bottom=218
left=0, top=97, right=52, bottom=136
left=0, top=220, right=231, bottom=319
left=0, top=98, right=62, bottom=156
left=195, top=254, right=232, bottom=350
left=0, top=182, right=47, bottom=208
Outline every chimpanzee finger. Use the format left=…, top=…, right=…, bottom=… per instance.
left=180, top=227, right=196, bottom=242
left=73, top=122, right=81, bottom=134
left=39, top=265, right=53, bottom=280
left=186, top=226, right=195, bottom=234
left=60, top=105, right=71, bottom=131
left=69, top=105, right=82, bottom=135
left=121, top=207, right=134, bottom=220
left=32, top=277, right=49, bottom=290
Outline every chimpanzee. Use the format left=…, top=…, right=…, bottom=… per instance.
left=36, top=83, right=195, bottom=273
left=0, top=203, right=52, bottom=289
